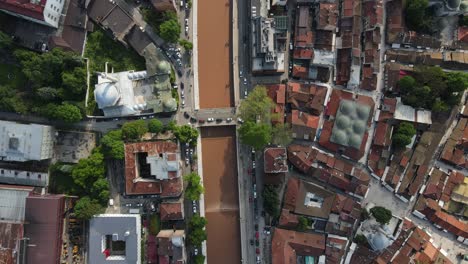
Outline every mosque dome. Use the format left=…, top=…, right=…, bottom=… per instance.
left=163, top=98, right=177, bottom=111
left=368, top=232, right=391, bottom=251
left=94, top=82, right=120, bottom=109
left=157, top=61, right=171, bottom=74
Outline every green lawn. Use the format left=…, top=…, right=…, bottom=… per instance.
left=0, top=63, right=26, bottom=88
left=149, top=214, right=160, bottom=235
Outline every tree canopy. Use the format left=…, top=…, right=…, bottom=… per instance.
left=187, top=215, right=207, bottom=246
left=159, top=16, right=181, bottom=43
left=101, top=129, right=125, bottom=159
left=405, top=0, right=432, bottom=33
left=271, top=123, right=293, bottom=146
left=297, top=216, right=308, bottom=231
left=392, top=122, right=416, bottom=148
left=148, top=119, right=164, bottom=134
left=72, top=148, right=105, bottom=188
left=398, top=67, right=468, bottom=111
left=238, top=85, right=274, bottom=123
left=0, top=30, right=12, bottom=49
left=184, top=173, right=204, bottom=201
left=262, top=185, right=280, bottom=218
left=179, top=39, right=193, bottom=50
left=49, top=103, right=83, bottom=123
left=174, top=125, right=199, bottom=145
left=370, top=206, right=393, bottom=225
left=74, top=196, right=104, bottom=220
left=121, top=120, right=148, bottom=140
left=193, top=255, right=205, bottom=264
left=238, top=121, right=272, bottom=150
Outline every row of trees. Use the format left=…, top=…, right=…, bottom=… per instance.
left=262, top=185, right=280, bottom=218
left=184, top=172, right=204, bottom=201
left=187, top=215, right=207, bottom=246
left=238, top=86, right=292, bottom=150
left=398, top=67, right=468, bottom=112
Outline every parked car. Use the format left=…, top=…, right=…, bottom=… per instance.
left=255, top=231, right=259, bottom=239
left=184, top=111, right=190, bottom=118
left=194, top=248, right=198, bottom=255
left=207, top=117, right=214, bottom=122
left=237, top=118, right=244, bottom=124
left=250, top=239, right=254, bottom=245
left=185, top=158, right=190, bottom=165
left=216, top=118, right=223, bottom=122
left=108, top=199, right=114, bottom=206
left=226, top=117, right=233, bottom=122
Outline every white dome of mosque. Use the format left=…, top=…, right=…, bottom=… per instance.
left=95, top=82, right=120, bottom=108
left=163, top=98, right=177, bottom=111
left=368, top=232, right=391, bottom=251
left=157, top=61, right=171, bottom=74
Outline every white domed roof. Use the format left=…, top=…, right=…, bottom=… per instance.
left=368, top=232, right=391, bottom=251
left=95, top=82, right=120, bottom=109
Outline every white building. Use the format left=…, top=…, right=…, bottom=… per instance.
left=0, top=0, right=65, bottom=28
left=94, top=61, right=177, bottom=117
left=0, top=121, right=54, bottom=162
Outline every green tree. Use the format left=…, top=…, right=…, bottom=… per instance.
left=262, top=185, right=279, bottom=218
left=148, top=119, right=163, bottom=134
left=174, top=125, right=199, bottom=145
left=50, top=103, right=82, bottom=123
left=297, top=216, right=308, bottom=231
left=0, top=31, right=12, bottom=49
left=432, top=98, right=449, bottom=113
left=91, top=178, right=110, bottom=204
left=405, top=0, right=432, bottom=33
left=238, top=121, right=272, bottom=150
left=0, top=86, right=28, bottom=114
left=354, top=234, right=368, bottom=245
left=62, top=67, right=86, bottom=95
left=392, top=122, right=416, bottom=148
left=238, top=85, right=273, bottom=122
left=122, top=120, right=148, bottom=140
left=164, top=120, right=177, bottom=132
left=370, top=206, right=393, bottom=225
left=100, top=130, right=125, bottom=159
left=72, top=149, right=105, bottom=188
left=74, top=196, right=104, bottom=220
left=36, top=87, right=60, bottom=100
left=160, top=18, right=181, bottom=43
left=271, top=123, right=293, bottom=146
left=193, top=255, right=205, bottom=264
left=179, top=39, right=193, bottom=50
left=398, top=76, right=416, bottom=94
left=184, top=173, right=204, bottom=201
left=188, top=215, right=207, bottom=246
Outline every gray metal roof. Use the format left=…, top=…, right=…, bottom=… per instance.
left=88, top=214, right=141, bottom=264
left=0, top=187, right=32, bottom=222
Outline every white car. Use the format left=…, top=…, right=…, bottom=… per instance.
left=207, top=117, right=214, bottom=122
left=182, top=100, right=185, bottom=108
left=185, top=26, right=189, bottom=33
left=244, top=90, right=247, bottom=97
left=194, top=248, right=199, bottom=255
left=109, top=199, right=114, bottom=206
left=181, top=90, right=184, bottom=98
left=180, top=0, right=183, bottom=7
left=237, top=117, right=244, bottom=124
left=239, top=70, right=243, bottom=76
left=185, top=158, right=190, bottom=165
left=254, top=191, right=257, bottom=199
left=185, top=18, right=189, bottom=25
left=226, top=117, right=233, bottom=122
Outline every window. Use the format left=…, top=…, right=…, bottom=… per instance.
left=15, top=171, right=18, bottom=176
left=26, top=172, right=30, bottom=177
left=38, top=174, right=42, bottom=179
left=0, top=170, right=3, bottom=174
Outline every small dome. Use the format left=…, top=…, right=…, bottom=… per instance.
left=446, top=0, right=460, bottom=9
left=332, top=130, right=347, bottom=145
left=349, top=134, right=362, bottom=148
left=157, top=61, right=171, bottom=74
left=95, top=82, right=120, bottom=109
left=163, top=98, right=177, bottom=111
left=357, top=105, right=369, bottom=119
left=336, top=115, right=351, bottom=129
left=368, top=232, right=391, bottom=251
left=340, top=100, right=354, bottom=115
left=353, top=121, right=366, bottom=134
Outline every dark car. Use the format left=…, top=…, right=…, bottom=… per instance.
left=190, top=117, right=197, bottom=123
left=250, top=239, right=254, bottom=246
left=198, top=119, right=205, bottom=124
left=256, top=248, right=260, bottom=254
left=180, top=82, right=185, bottom=89
left=183, top=111, right=190, bottom=118
left=254, top=224, right=258, bottom=231
left=177, top=69, right=182, bottom=77
left=216, top=118, right=223, bottom=123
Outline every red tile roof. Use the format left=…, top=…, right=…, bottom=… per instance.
left=288, top=110, right=319, bottom=129
left=160, top=201, right=184, bottom=221
left=374, top=122, right=390, bottom=146
left=283, top=177, right=300, bottom=211
left=458, top=26, right=468, bottom=43
left=293, top=48, right=314, bottom=59
left=271, top=228, right=325, bottom=264
left=287, top=144, right=316, bottom=173
left=295, top=6, right=314, bottom=48
left=0, top=0, right=46, bottom=22
left=264, top=147, right=288, bottom=173
left=266, top=84, right=286, bottom=124
left=125, top=141, right=182, bottom=196
left=292, top=65, right=309, bottom=79
left=287, top=82, right=327, bottom=115
left=335, top=49, right=352, bottom=85
left=317, top=3, right=338, bottom=31
left=278, top=209, right=299, bottom=229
